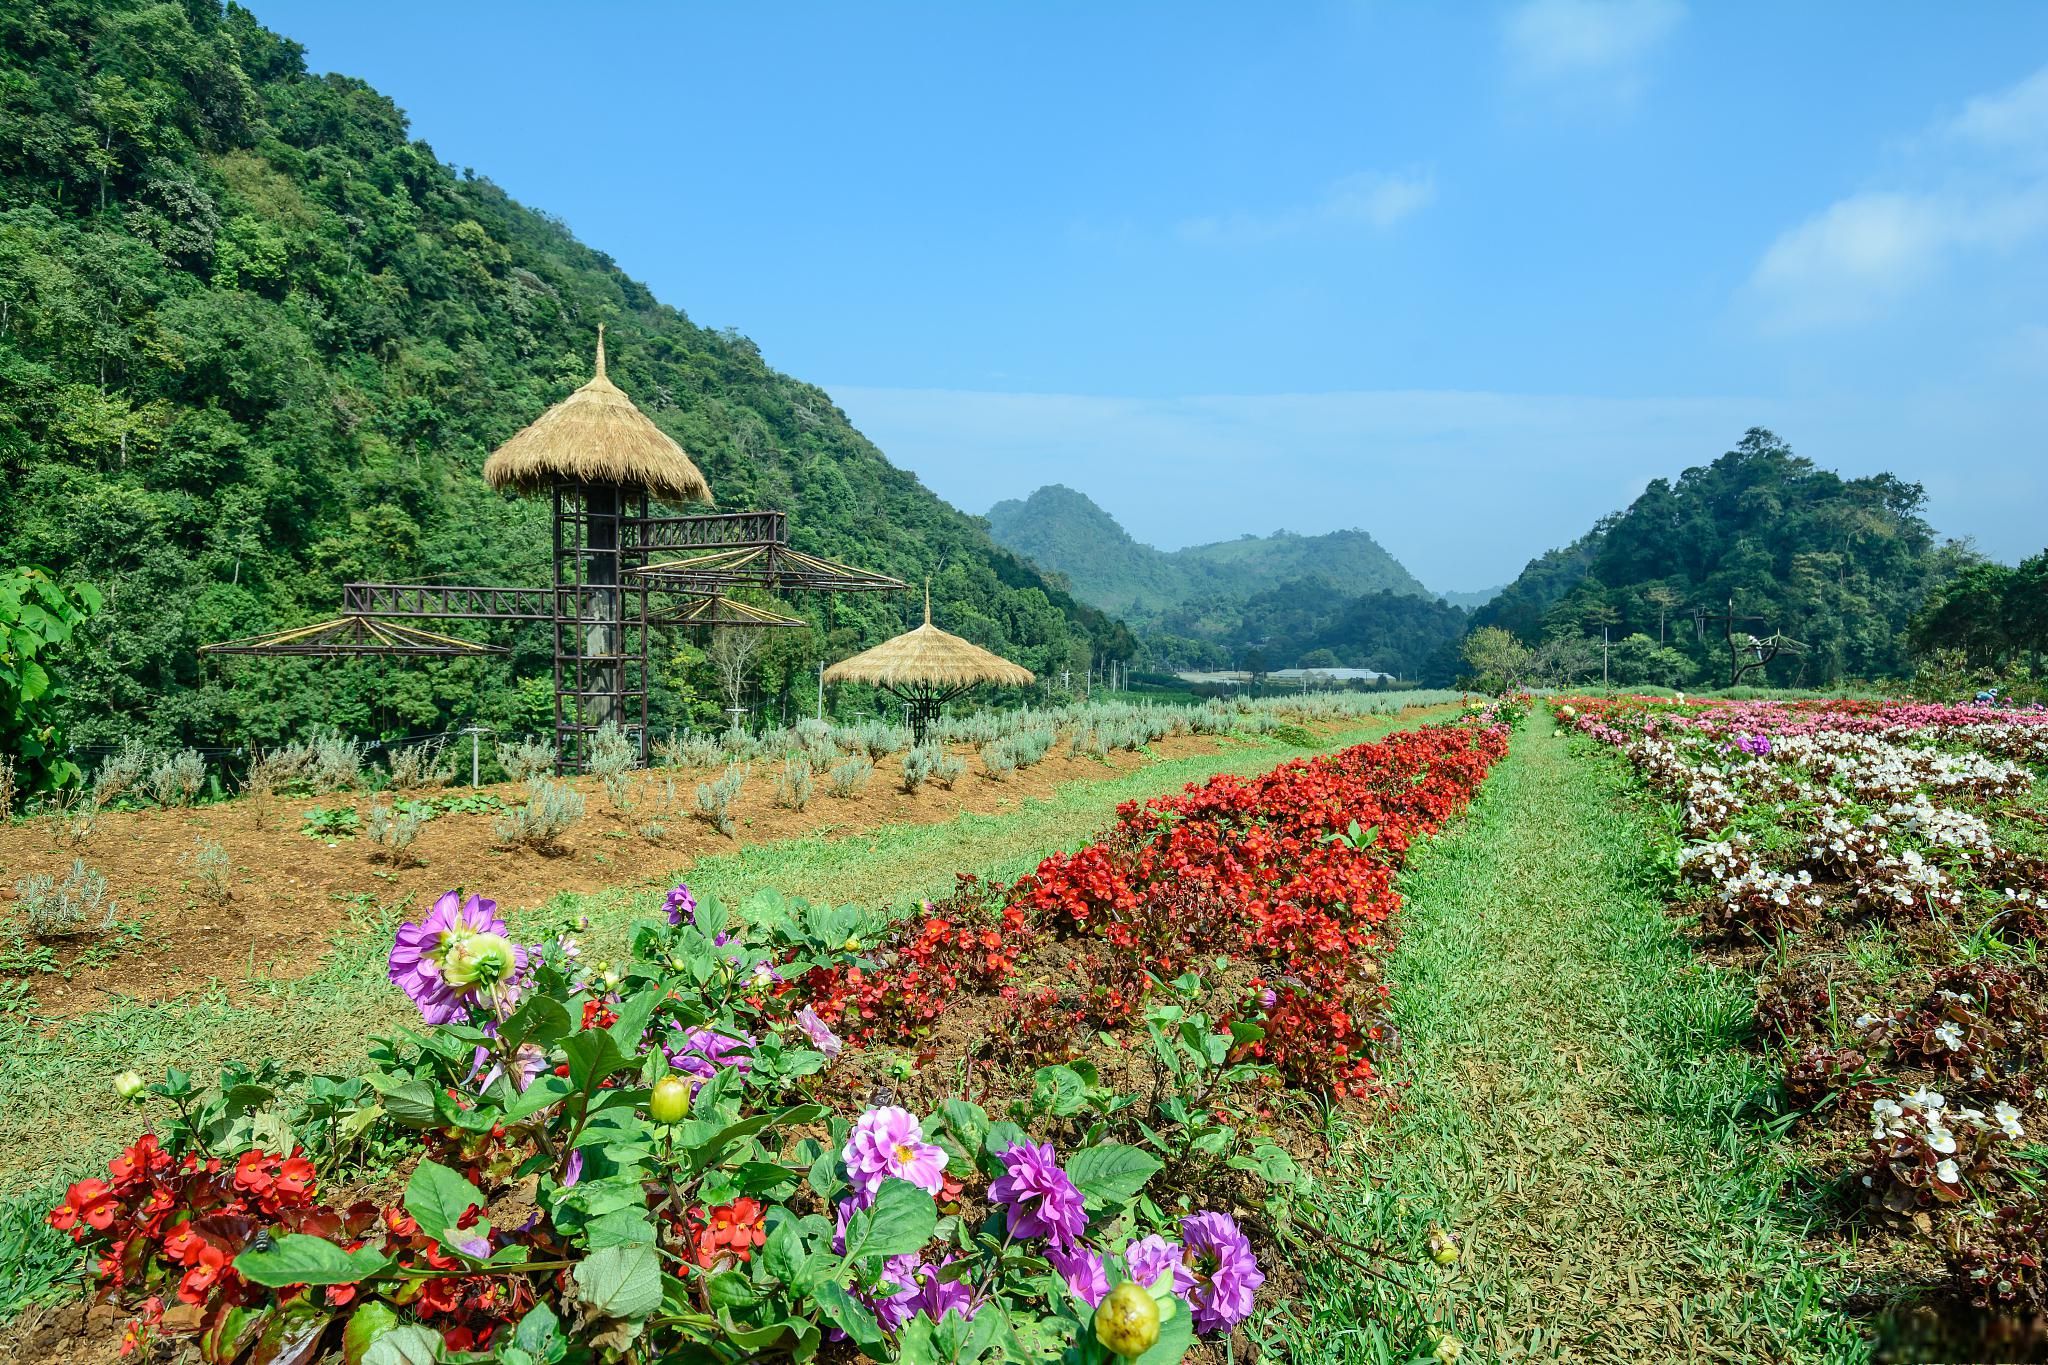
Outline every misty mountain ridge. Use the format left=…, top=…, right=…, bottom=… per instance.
left=984, top=484, right=1491, bottom=615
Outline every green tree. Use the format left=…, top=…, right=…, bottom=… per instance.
left=1, top=566, right=104, bottom=790
left=1461, top=627, right=1533, bottom=694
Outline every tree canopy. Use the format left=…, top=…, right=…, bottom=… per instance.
left=1471, top=429, right=1946, bottom=686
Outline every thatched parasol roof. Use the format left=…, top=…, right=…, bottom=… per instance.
left=483, top=326, right=713, bottom=504
left=823, top=586, right=1034, bottom=695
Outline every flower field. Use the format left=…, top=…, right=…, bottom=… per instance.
left=34, top=706, right=1515, bottom=1364
left=1557, top=695, right=2048, bottom=1336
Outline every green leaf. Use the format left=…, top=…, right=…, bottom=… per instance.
left=363, top=1073, right=438, bottom=1128
left=1065, top=1144, right=1162, bottom=1209
left=569, top=1243, right=662, bottom=1323
left=1133, top=1292, right=1195, bottom=1365
left=580, top=1207, right=657, bottom=1249
left=1031, top=1065, right=1088, bottom=1116
left=234, top=1233, right=390, bottom=1287
left=562, top=1028, right=629, bottom=1091
left=403, top=1159, right=486, bottom=1249
left=811, top=1281, right=883, bottom=1350
left=940, top=1098, right=989, bottom=1151
left=840, top=1177, right=937, bottom=1262
left=707, top=1270, right=761, bottom=1307
left=362, top=1325, right=447, bottom=1365
left=503, top=1073, right=573, bottom=1121
left=511, top=1303, right=565, bottom=1363
left=341, top=1301, right=400, bottom=1365
left=606, top=985, right=663, bottom=1058
left=761, top=1217, right=809, bottom=1285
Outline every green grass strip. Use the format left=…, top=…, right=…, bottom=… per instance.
left=1266, top=722, right=1868, bottom=1364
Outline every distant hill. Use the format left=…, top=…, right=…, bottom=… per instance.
left=985, top=486, right=1466, bottom=682
left=1436, top=585, right=1504, bottom=610
left=1472, top=429, right=1945, bottom=685
left=984, top=485, right=1434, bottom=614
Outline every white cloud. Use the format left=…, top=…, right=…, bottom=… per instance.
left=1177, top=170, right=1436, bottom=245
left=1945, top=62, right=2048, bottom=161
left=1501, top=0, right=1684, bottom=98
left=1749, top=64, right=2048, bottom=330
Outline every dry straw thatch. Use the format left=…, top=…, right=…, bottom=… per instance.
left=482, top=326, right=713, bottom=503
left=823, top=587, right=1034, bottom=695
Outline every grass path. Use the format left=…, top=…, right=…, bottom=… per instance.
left=1280, top=722, right=1867, bottom=1363
left=0, top=712, right=1437, bottom=1208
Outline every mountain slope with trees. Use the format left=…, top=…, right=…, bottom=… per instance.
left=985, top=485, right=1465, bottom=682
left=1471, top=429, right=1951, bottom=686
left=0, top=0, right=1132, bottom=750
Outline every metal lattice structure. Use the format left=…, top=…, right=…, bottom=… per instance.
left=204, top=331, right=906, bottom=771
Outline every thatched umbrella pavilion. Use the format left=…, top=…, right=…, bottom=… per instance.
left=479, top=325, right=711, bottom=757
left=481, top=325, right=712, bottom=503
left=824, top=586, right=1034, bottom=745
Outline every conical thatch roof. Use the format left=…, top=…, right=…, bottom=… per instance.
left=483, top=326, right=712, bottom=503
left=823, top=586, right=1035, bottom=693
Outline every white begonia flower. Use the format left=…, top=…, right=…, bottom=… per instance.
left=1934, top=1021, right=1966, bottom=1051
left=1935, top=1159, right=1961, bottom=1184
left=1907, top=1087, right=1946, bottom=1112
left=1995, top=1102, right=2025, bottom=1140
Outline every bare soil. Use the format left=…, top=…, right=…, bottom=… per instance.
left=0, top=734, right=1256, bottom=1015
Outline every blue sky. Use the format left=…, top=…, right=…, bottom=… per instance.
left=260, top=1, right=2048, bottom=591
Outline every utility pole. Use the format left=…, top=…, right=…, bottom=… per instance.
left=459, top=724, right=491, bottom=788
left=816, top=661, right=824, bottom=721
left=1602, top=627, right=1610, bottom=691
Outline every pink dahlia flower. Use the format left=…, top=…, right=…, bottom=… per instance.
left=842, top=1105, right=948, bottom=1207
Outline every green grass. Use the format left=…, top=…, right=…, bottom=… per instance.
left=1265, top=723, right=1868, bottom=1364
left=0, top=710, right=1441, bottom=1322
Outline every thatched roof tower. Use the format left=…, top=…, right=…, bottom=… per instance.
left=824, top=586, right=1034, bottom=693
left=482, top=326, right=713, bottom=504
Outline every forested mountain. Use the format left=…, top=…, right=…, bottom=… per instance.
left=980, top=487, right=1462, bottom=681
left=0, top=0, right=1134, bottom=749
left=1148, top=583, right=1469, bottom=684
left=1472, top=429, right=1945, bottom=685
left=985, top=484, right=1433, bottom=614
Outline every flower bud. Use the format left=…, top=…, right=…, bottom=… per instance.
left=1426, top=1225, right=1460, bottom=1266
left=1093, top=1281, right=1160, bottom=1359
left=1433, top=1334, right=1463, bottom=1363
left=113, top=1070, right=147, bottom=1101
left=649, top=1074, right=691, bottom=1125
left=441, top=931, right=517, bottom=988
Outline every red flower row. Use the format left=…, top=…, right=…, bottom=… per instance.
left=807, top=717, right=1509, bottom=1094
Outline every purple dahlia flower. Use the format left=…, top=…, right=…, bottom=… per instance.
left=666, top=1024, right=756, bottom=1089
left=1125, top=1233, right=1197, bottom=1296
left=989, top=1140, right=1087, bottom=1248
left=388, top=890, right=528, bottom=1024
left=1048, top=1242, right=1109, bottom=1307
left=910, top=1257, right=980, bottom=1324
left=1179, top=1211, right=1264, bottom=1334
